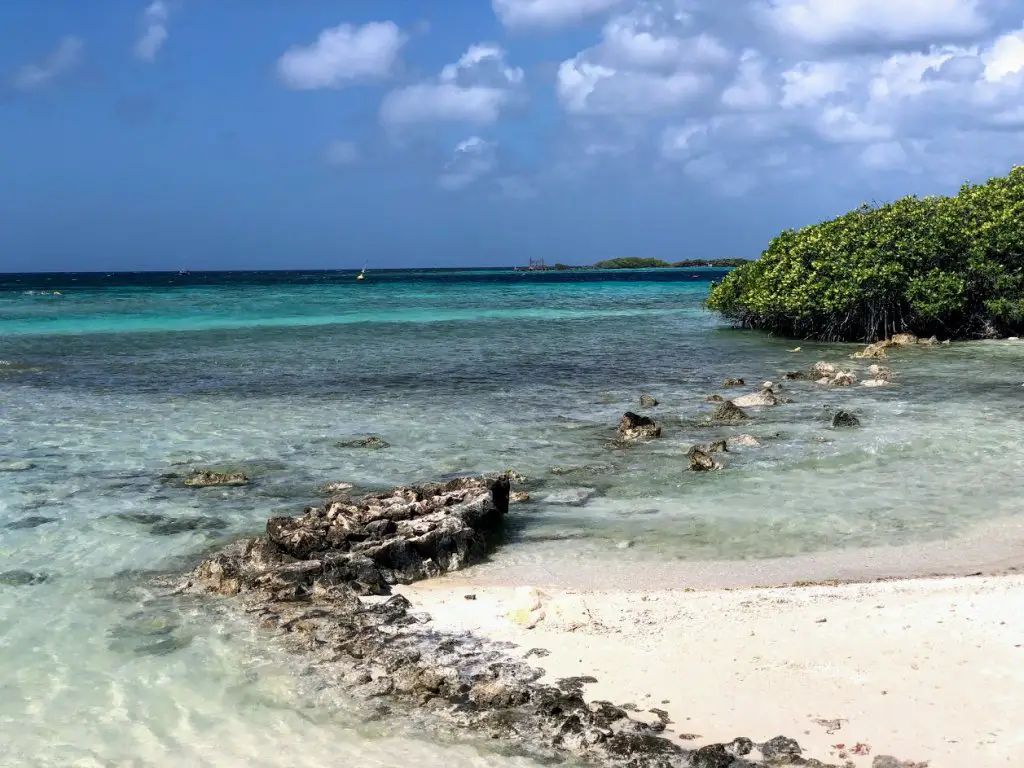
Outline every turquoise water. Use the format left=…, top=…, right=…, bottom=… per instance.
left=2, top=268, right=1024, bottom=765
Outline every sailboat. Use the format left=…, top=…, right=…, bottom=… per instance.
left=356, top=263, right=366, bottom=281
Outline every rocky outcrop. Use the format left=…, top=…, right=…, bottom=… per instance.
left=891, top=333, right=918, bottom=345
left=852, top=342, right=889, bottom=360
left=183, top=470, right=250, bottom=488
left=711, top=400, right=750, bottom=424
left=617, top=412, right=662, bottom=442
left=639, top=394, right=659, bottom=408
left=732, top=381, right=784, bottom=408
left=175, top=474, right=840, bottom=768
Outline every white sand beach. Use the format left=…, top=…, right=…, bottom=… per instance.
left=401, top=573, right=1024, bottom=767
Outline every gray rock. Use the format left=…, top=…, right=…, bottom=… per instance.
left=639, top=394, right=659, bottom=408
left=617, top=412, right=662, bottom=442
left=335, top=435, right=391, bottom=449
left=711, top=401, right=750, bottom=424
left=831, top=410, right=861, bottom=428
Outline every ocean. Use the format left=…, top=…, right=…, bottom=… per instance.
left=2, top=268, right=1023, bottom=766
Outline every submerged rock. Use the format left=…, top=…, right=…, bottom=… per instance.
left=184, top=470, right=250, bottom=488
left=335, top=435, right=391, bottom=450
left=727, top=434, right=761, bottom=448
left=639, top=393, right=659, bottom=408
left=317, top=481, right=354, bottom=495
left=704, top=394, right=725, bottom=403
left=617, top=412, right=662, bottom=442
left=868, top=364, right=892, bottom=381
left=831, top=410, right=861, bottom=428
left=918, top=335, right=939, bottom=345
left=722, top=378, right=745, bottom=388
left=687, top=446, right=722, bottom=472
left=699, top=440, right=729, bottom=454
left=0, top=460, right=35, bottom=472
left=4, top=515, right=59, bottom=530
left=0, top=570, right=50, bottom=586
left=711, top=401, right=749, bottom=424
left=113, top=511, right=228, bottom=536
left=510, top=491, right=532, bottom=504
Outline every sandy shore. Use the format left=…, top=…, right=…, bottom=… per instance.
left=400, top=573, right=1024, bottom=767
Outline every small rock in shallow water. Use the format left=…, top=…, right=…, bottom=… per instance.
left=335, top=435, right=391, bottom=450
left=831, top=410, right=861, bottom=428
left=617, top=411, right=662, bottom=442
left=509, top=491, right=531, bottom=504
left=0, top=570, right=49, bottom=586
left=184, top=470, right=250, bottom=488
left=0, top=460, right=35, bottom=472
left=688, top=446, right=722, bottom=472
left=4, top=516, right=59, bottom=530
left=639, top=393, right=659, bottom=408
left=317, top=481, right=354, bottom=495
left=543, top=488, right=596, bottom=506
left=722, top=378, right=745, bottom=388
left=727, top=434, right=761, bottom=448
left=711, top=400, right=749, bottom=424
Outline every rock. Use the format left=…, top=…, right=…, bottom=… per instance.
left=335, top=436, right=391, bottom=449
left=1008, top=337, right=1021, bottom=342
left=861, top=379, right=890, bottom=388
left=639, top=394, right=659, bottom=408
left=942, top=339, right=951, bottom=344
left=722, top=378, right=745, bottom=388
left=691, top=744, right=733, bottom=767
left=0, top=460, right=34, bottom=472
left=508, top=586, right=546, bottom=628
left=705, top=394, right=725, bottom=403
left=761, top=735, right=802, bottom=761
left=688, top=446, right=721, bottom=472
left=728, top=434, right=761, bottom=448
left=830, top=371, right=856, bottom=387
left=184, top=470, right=250, bottom=488
left=4, top=515, right=59, bottom=530
left=872, top=757, right=930, bottom=768
left=318, top=481, right=354, bottom=495
left=831, top=410, right=861, bottom=428
left=852, top=342, right=889, bottom=360
left=732, top=389, right=780, bottom=407
left=867, top=364, right=892, bottom=380
left=811, top=362, right=837, bottom=377
left=0, top=570, right=49, bottom=586
left=510, top=491, right=531, bottom=504
left=783, top=370, right=812, bottom=381
left=919, top=336, right=939, bottom=345
left=617, top=412, right=662, bottom=442
left=700, top=440, right=729, bottom=454
left=711, top=401, right=750, bottom=423
left=891, top=333, right=918, bottom=345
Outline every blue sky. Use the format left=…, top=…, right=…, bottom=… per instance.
left=2, top=0, right=1024, bottom=271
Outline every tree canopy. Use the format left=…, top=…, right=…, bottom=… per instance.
left=593, top=257, right=671, bottom=269
left=705, top=165, right=1024, bottom=341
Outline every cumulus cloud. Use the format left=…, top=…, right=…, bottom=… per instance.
left=759, top=0, right=990, bottom=47
left=546, top=0, right=1024, bottom=195
left=277, top=21, right=407, bottom=89
left=135, top=1, right=170, bottom=62
left=324, top=140, right=359, bottom=166
left=438, top=137, right=499, bottom=190
left=556, top=7, right=731, bottom=114
left=12, top=36, right=83, bottom=90
left=493, top=0, right=625, bottom=30
left=380, top=44, right=524, bottom=127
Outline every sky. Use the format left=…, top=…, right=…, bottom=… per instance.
left=2, top=0, right=1024, bottom=272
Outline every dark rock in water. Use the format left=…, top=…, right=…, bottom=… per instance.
left=0, top=570, right=49, bottom=586
left=335, top=436, right=391, bottom=450
left=171, top=471, right=845, bottom=768
left=711, top=401, right=749, bottom=424
left=550, top=464, right=613, bottom=477
left=691, top=744, right=733, bottom=768
left=639, top=393, right=659, bottom=408
left=831, top=410, right=861, bottom=428
left=699, top=440, right=729, bottom=454
left=783, top=370, right=811, bottom=381
left=722, top=378, right=745, bottom=388
left=113, top=511, right=228, bottom=536
left=705, top=394, right=725, bottom=403
left=617, top=412, right=662, bottom=442
left=5, top=515, right=59, bottom=530
left=687, top=446, right=722, bottom=472
left=184, top=470, right=250, bottom=488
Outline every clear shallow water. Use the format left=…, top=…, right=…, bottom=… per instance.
left=2, top=268, right=1024, bottom=765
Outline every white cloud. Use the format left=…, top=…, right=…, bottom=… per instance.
left=983, top=28, right=1024, bottom=81
left=721, top=50, right=773, bottom=109
left=135, top=1, right=170, bottom=62
left=781, top=61, right=854, bottom=107
left=760, top=0, right=989, bottom=47
left=380, top=44, right=524, bottom=127
left=493, top=0, right=624, bottom=30
left=438, top=137, right=498, bottom=190
left=861, top=140, right=908, bottom=169
left=324, top=140, right=359, bottom=166
left=12, top=36, right=83, bottom=90
left=277, top=21, right=407, bottom=89
left=556, top=8, right=729, bottom=114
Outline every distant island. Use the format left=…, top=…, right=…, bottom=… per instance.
left=522, top=257, right=750, bottom=271
left=706, top=165, right=1024, bottom=342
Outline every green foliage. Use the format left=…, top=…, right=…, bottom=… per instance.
left=706, top=165, right=1024, bottom=341
left=593, top=258, right=671, bottom=269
